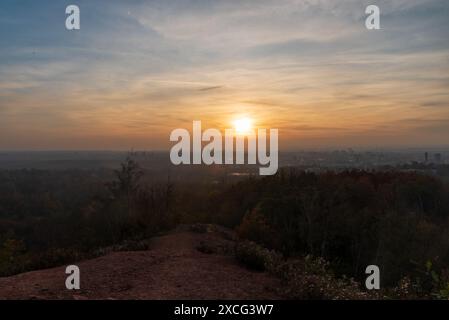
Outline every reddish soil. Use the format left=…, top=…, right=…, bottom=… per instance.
left=0, top=227, right=282, bottom=300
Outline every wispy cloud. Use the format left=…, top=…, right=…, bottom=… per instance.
left=0, top=0, right=448, bottom=149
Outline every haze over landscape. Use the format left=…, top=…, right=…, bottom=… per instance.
left=1, top=0, right=449, bottom=150
left=2, top=1, right=449, bottom=303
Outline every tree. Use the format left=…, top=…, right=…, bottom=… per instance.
left=109, top=156, right=143, bottom=200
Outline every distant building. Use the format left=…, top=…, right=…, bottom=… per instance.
left=434, top=153, right=442, bottom=163
left=425, top=152, right=429, bottom=163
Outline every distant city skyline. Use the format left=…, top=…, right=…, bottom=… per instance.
left=1, top=0, right=449, bottom=150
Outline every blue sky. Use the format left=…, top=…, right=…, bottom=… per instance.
left=1, top=0, right=448, bottom=150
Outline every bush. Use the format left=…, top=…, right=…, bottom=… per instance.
left=235, top=240, right=282, bottom=271
left=0, top=238, right=28, bottom=276
left=389, top=261, right=449, bottom=300
left=234, top=241, right=370, bottom=299
left=272, top=256, right=370, bottom=300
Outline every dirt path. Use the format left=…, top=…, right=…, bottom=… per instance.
left=0, top=227, right=282, bottom=300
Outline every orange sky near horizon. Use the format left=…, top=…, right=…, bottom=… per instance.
left=1, top=1, right=449, bottom=150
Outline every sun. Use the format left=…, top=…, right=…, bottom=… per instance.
left=233, top=117, right=253, bottom=135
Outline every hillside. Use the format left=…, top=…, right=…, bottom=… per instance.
left=0, top=225, right=282, bottom=300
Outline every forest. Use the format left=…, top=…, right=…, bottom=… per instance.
left=1, top=157, right=448, bottom=299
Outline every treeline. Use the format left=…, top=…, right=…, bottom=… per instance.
left=0, top=158, right=177, bottom=275
left=1, top=160, right=449, bottom=298
left=202, top=169, right=449, bottom=289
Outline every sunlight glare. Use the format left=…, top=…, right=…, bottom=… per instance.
left=233, top=117, right=253, bottom=135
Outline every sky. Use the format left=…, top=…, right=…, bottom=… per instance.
left=0, top=0, right=448, bottom=150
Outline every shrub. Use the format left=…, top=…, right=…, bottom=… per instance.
left=272, top=256, right=370, bottom=300
left=0, top=238, right=28, bottom=276
left=235, top=240, right=282, bottom=271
